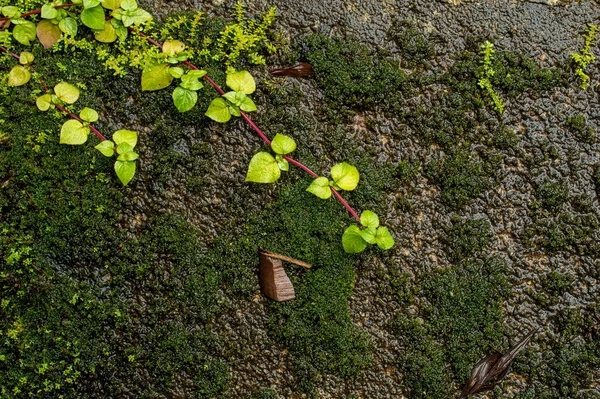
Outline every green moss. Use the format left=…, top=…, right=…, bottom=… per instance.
left=390, top=257, right=510, bottom=399
left=445, top=217, right=492, bottom=261
left=540, top=271, right=573, bottom=297
left=395, top=158, right=421, bottom=184
left=536, top=179, right=569, bottom=211
left=493, top=126, right=520, bottom=150
left=388, top=21, right=436, bottom=65
left=566, top=114, right=597, bottom=144
left=425, top=149, right=499, bottom=208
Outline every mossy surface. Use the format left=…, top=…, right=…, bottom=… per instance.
left=445, top=217, right=493, bottom=261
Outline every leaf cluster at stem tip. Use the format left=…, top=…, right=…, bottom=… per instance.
left=307, top=162, right=360, bottom=199
left=206, top=70, right=257, bottom=122
left=246, top=133, right=296, bottom=183
left=342, top=210, right=395, bottom=253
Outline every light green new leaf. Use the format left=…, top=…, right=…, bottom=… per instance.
left=331, top=162, right=360, bottom=191
left=8, top=65, right=31, bottom=87
left=80, top=6, right=105, bottom=30
left=162, top=39, right=185, bottom=56
left=173, top=87, right=198, bottom=113
left=36, top=19, right=62, bottom=48
left=228, top=105, right=241, bottom=117
left=83, top=0, right=101, bottom=9
left=41, top=4, right=58, bottom=19
left=360, top=210, right=379, bottom=228
left=271, top=133, right=296, bottom=155
left=121, top=8, right=151, bottom=27
left=13, top=21, right=36, bottom=46
left=102, top=0, right=122, bottom=10
left=112, top=129, right=137, bottom=147
left=169, top=67, right=184, bottom=79
left=306, top=176, right=332, bottom=199
left=276, top=155, right=289, bottom=171
left=205, top=98, right=231, bottom=123
left=187, top=70, right=207, bottom=79
left=239, top=96, right=257, bottom=112
left=94, top=22, right=117, bottom=43
left=226, top=70, right=256, bottom=94
left=120, top=0, right=138, bottom=11
left=60, top=119, right=90, bottom=145
left=95, top=140, right=115, bottom=157
left=117, top=151, right=139, bottom=161
left=180, top=73, right=203, bottom=91
left=223, top=91, right=246, bottom=106
left=79, top=107, right=99, bottom=123
left=116, top=142, right=133, bottom=154
left=375, top=226, right=394, bottom=250
left=54, top=82, right=80, bottom=104
left=36, top=94, right=53, bottom=111
left=342, top=225, right=368, bottom=253
left=2, top=6, right=19, bottom=18
left=141, top=63, right=173, bottom=91
left=113, top=19, right=128, bottom=41
left=114, top=160, right=136, bottom=185
left=246, top=152, right=281, bottom=183
left=359, top=227, right=377, bottom=244
left=19, top=52, right=34, bottom=65
left=59, top=17, right=78, bottom=36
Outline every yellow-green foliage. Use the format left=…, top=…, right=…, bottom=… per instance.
left=477, top=41, right=505, bottom=114
left=571, top=23, right=599, bottom=89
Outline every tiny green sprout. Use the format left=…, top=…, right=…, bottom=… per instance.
left=246, top=133, right=297, bottom=183
left=206, top=70, right=257, bottom=122
left=342, top=210, right=394, bottom=253
left=307, top=162, right=360, bottom=199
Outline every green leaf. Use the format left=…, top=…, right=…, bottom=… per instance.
left=13, top=21, right=36, bottom=46
left=94, top=21, right=117, bottom=43
left=83, top=0, right=101, bottom=9
left=112, top=19, right=128, bottom=41
left=271, top=133, right=296, bottom=155
left=162, top=39, right=185, bottom=56
left=228, top=105, right=241, bottom=117
left=116, top=142, right=133, bottom=154
left=102, top=0, right=122, bottom=10
left=120, top=0, right=138, bottom=11
left=205, top=98, right=231, bottom=123
left=36, top=94, right=53, bottom=111
left=36, top=20, right=62, bottom=48
left=239, top=95, right=257, bottom=112
left=169, top=67, right=184, bottom=79
left=187, top=70, right=206, bottom=79
left=112, top=129, right=137, bottom=147
left=359, top=227, right=377, bottom=244
left=360, top=210, right=379, bottom=228
left=80, top=6, right=105, bottom=30
left=2, top=6, right=20, bottom=18
left=276, top=155, right=289, bottom=171
left=223, top=91, right=245, bottom=106
left=342, top=225, right=368, bottom=253
left=60, top=119, right=89, bottom=145
left=7, top=65, right=30, bottom=87
left=114, top=160, right=136, bottom=185
left=117, top=151, right=139, bottom=161
left=172, top=87, right=198, bottom=113
left=245, top=152, right=281, bottom=183
left=331, top=162, right=360, bottom=191
left=59, top=17, right=78, bottom=36
left=41, top=4, right=58, bottom=19
left=121, top=8, right=151, bottom=27
left=95, top=140, right=115, bottom=157
left=375, top=227, right=394, bottom=250
left=180, top=73, right=204, bottom=91
left=306, top=177, right=332, bottom=199
left=79, top=107, right=99, bottom=123
left=226, top=70, right=256, bottom=94
left=54, top=82, right=80, bottom=104
left=19, top=51, right=34, bottom=65
left=141, top=63, right=173, bottom=91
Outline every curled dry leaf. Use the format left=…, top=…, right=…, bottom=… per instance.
left=270, top=62, right=315, bottom=77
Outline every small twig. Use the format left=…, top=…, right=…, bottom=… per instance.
left=259, top=248, right=312, bottom=269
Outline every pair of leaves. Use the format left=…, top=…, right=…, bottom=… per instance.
left=36, top=82, right=80, bottom=111
left=95, top=130, right=138, bottom=185
left=205, top=70, right=257, bottom=123
left=306, top=162, right=360, bottom=199
left=172, top=69, right=206, bottom=112
left=59, top=107, right=98, bottom=145
left=245, top=134, right=297, bottom=183
left=342, top=210, right=395, bottom=253
left=94, top=18, right=127, bottom=43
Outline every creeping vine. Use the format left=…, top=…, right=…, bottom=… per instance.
left=1, top=0, right=393, bottom=253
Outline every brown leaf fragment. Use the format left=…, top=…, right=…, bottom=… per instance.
left=460, top=329, right=539, bottom=398
left=269, top=62, right=315, bottom=77
left=36, top=20, right=62, bottom=49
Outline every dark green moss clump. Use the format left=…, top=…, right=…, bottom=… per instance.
left=390, top=257, right=510, bottom=399
left=566, top=114, right=597, bottom=144
left=445, top=217, right=493, bottom=261
left=388, top=21, right=436, bottom=65
left=536, top=179, right=569, bottom=211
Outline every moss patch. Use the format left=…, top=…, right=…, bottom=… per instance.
left=445, top=216, right=493, bottom=261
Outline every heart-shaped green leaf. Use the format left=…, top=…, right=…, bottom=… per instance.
left=306, top=177, right=332, bottom=199
left=205, top=98, right=231, bottom=123
left=360, top=210, right=379, bottom=228
left=83, top=0, right=101, bottom=9
left=54, top=82, right=80, bottom=104
left=180, top=72, right=204, bottom=91
left=94, top=21, right=117, bottom=43
left=276, top=154, right=289, bottom=171
left=246, top=152, right=280, bottom=183
left=13, top=21, right=36, bottom=46
left=95, top=140, right=115, bottom=157
left=59, top=17, right=78, bottom=36
left=169, top=67, right=184, bottom=79
left=331, top=162, right=360, bottom=191
left=8, top=65, right=31, bottom=87
left=120, top=0, right=138, bottom=11
left=172, top=87, right=197, bottom=113
left=112, top=129, right=137, bottom=147
left=41, top=4, right=58, bottom=19
left=19, top=51, right=34, bottom=65
left=342, top=225, right=368, bottom=253
left=162, top=39, right=185, bottom=56
left=2, top=6, right=20, bottom=18
left=375, top=226, right=394, bottom=250
left=36, top=94, right=53, bottom=111
left=102, top=0, right=122, bottom=10
left=79, top=107, right=99, bottom=123
left=141, top=63, right=172, bottom=91
left=271, top=133, right=296, bottom=155
left=81, top=5, right=105, bottom=30
left=114, top=160, right=136, bottom=185
left=239, top=95, right=257, bottom=112
left=60, top=119, right=89, bottom=145
left=117, top=151, right=139, bottom=161
left=226, top=70, right=256, bottom=94
left=359, top=227, right=377, bottom=244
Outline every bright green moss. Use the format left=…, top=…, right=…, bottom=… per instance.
left=445, top=217, right=492, bottom=261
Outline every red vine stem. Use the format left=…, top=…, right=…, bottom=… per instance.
left=4, top=7, right=362, bottom=222
left=1, top=45, right=107, bottom=141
